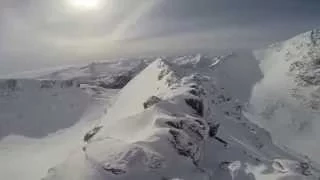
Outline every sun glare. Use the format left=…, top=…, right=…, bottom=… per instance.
left=67, top=0, right=101, bottom=10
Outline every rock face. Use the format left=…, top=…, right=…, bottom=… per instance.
left=83, top=126, right=103, bottom=142
left=143, top=96, right=162, bottom=109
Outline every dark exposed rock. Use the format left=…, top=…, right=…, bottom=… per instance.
left=83, top=126, right=103, bottom=142
left=298, top=74, right=320, bottom=86
left=185, top=98, right=204, bottom=117
left=217, top=95, right=227, bottom=103
left=165, top=77, right=177, bottom=87
left=5, top=79, right=18, bottom=91
left=219, top=161, right=231, bottom=170
left=158, top=69, right=170, bottom=81
left=169, top=129, right=192, bottom=157
left=300, top=162, right=312, bottom=176
left=96, top=81, right=110, bottom=89
left=189, top=88, right=205, bottom=97
left=143, top=96, right=162, bottom=109
left=215, top=136, right=228, bottom=147
left=60, top=80, right=74, bottom=88
left=194, top=119, right=204, bottom=127
left=103, top=165, right=126, bottom=175
left=97, top=74, right=133, bottom=89
left=111, top=75, right=132, bottom=89
left=209, top=123, right=220, bottom=138
left=168, top=129, right=200, bottom=165
left=166, top=119, right=206, bottom=141
left=289, top=61, right=305, bottom=72
left=166, top=121, right=183, bottom=129
left=147, top=154, right=164, bottom=169
left=190, top=84, right=199, bottom=89
left=189, top=89, right=200, bottom=97
left=40, top=80, right=56, bottom=89
left=311, top=29, right=320, bottom=45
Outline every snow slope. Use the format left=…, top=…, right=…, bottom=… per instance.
left=250, top=28, right=320, bottom=165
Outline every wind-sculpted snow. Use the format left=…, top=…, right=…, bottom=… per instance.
left=250, top=29, right=320, bottom=165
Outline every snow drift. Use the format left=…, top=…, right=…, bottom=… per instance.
left=250, top=29, right=320, bottom=164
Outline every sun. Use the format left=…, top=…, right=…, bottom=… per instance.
left=67, top=0, right=101, bottom=10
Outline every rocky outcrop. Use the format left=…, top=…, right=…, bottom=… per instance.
left=83, top=126, right=103, bottom=142
left=143, top=96, right=162, bottom=109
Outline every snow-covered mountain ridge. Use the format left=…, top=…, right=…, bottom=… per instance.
left=44, top=59, right=215, bottom=179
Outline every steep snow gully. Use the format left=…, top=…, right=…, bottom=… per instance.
left=1, top=29, right=320, bottom=180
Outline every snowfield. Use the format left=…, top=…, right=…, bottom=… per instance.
left=1, top=29, right=320, bottom=180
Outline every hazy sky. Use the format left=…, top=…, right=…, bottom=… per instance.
left=0, top=0, right=319, bottom=75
